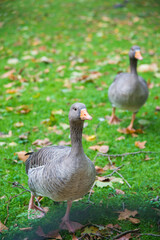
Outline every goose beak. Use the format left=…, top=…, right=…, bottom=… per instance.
left=80, top=109, right=92, bottom=120
left=135, top=50, right=143, bottom=60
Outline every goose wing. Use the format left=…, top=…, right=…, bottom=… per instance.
left=25, top=145, right=71, bottom=174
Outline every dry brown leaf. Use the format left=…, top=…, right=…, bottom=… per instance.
left=1, top=69, right=15, bottom=79
left=115, top=189, right=125, bottom=195
left=16, top=105, right=32, bottom=114
left=129, top=217, right=140, bottom=224
left=56, top=65, right=66, bottom=72
left=95, top=166, right=105, bottom=174
left=48, top=126, right=63, bottom=135
left=117, top=233, right=132, bottom=240
left=4, top=82, right=15, bottom=88
left=117, top=128, right=143, bottom=137
left=144, top=155, right=152, bottom=161
left=98, top=145, right=109, bottom=153
left=6, top=89, right=18, bottom=94
left=0, top=221, right=8, bottom=232
left=58, top=140, right=71, bottom=146
left=116, top=136, right=125, bottom=141
left=60, top=123, right=70, bottom=130
left=118, top=209, right=138, bottom=220
left=135, top=141, right=146, bottom=149
left=155, top=106, right=160, bottom=111
left=32, top=138, right=52, bottom=147
left=20, top=227, right=33, bottom=231
left=89, top=145, right=100, bottom=151
left=15, top=151, right=28, bottom=162
left=138, top=63, right=158, bottom=72
left=0, top=131, right=12, bottom=138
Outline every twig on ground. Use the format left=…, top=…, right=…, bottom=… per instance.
left=88, top=181, right=96, bottom=202
left=108, top=156, right=131, bottom=188
left=113, top=228, right=140, bottom=239
left=105, top=164, right=125, bottom=177
left=4, top=182, right=30, bottom=225
left=139, top=233, right=160, bottom=237
left=94, top=151, right=158, bottom=162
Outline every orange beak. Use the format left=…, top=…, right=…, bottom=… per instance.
left=80, top=109, right=92, bottom=120
left=135, top=50, right=143, bottom=60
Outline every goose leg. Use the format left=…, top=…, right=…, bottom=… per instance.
left=60, top=200, right=83, bottom=232
left=28, top=194, right=46, bottom=219
left=127, top=112, right=136, bottom=131
left=109, top=107, right=121, bottom=124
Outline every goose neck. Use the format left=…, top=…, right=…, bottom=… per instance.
left=130, top=58, right=138, bottom=75
left=69, top=120, right=84, bottom=154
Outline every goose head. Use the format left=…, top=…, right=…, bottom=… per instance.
left=129, top=46, right=143, bottom=60
left=69, top=103, right=92, bottom=122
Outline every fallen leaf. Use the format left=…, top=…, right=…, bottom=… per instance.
left=56, top=65, right=66, bottom=72
left=60, top=123, right=70, bottom=130
left=7, top=58, right=19, bottom=65
left=116, top=136, right=125, bottom=141
left=115, top=189, right=125, bottom=195
left=16, top=105, right=32, bottom=114
left=15, top=151, right=28, bottom=162
left=116, top=233, right=132, bottom=240
left=144, top=155, right=152, bottom=161
left=4, top=82, right=15, bottom=88
left=129, top=217, right=140, bottom=224
left=117, top=128, right=143, bottom=137
left=20, top=227, right=32, bottom=231
left=135, top=141, right=146, bottom=149
left=95, top=166, right=105, bottom=174
left=0, top=221, right=8, bottom=232
left=40, top=56, right=53, bottom=63
left=36, top=226, right=62, bottom=239
left=0, top=131, right=12, bottom=138
left=98, top=145, right=109, bottom=153
left=155, top=106, right=160, bottom=111
left=96, top=176, right=123, bottom=188
left=118, top=209, right=138, bottom=220
left=14, top=122, right=24, bottom=127
left=138, top=63, right=158, bottom=72
left=8, top=142, right=17, bottom=147
left=83, top=134, right=96, bottom=141
left=32, top=138, right=52, bottom=147
left=0, top=142, right=6, bottom=146
left=89, top=144, right=109, bottom=153
left=6, top=89, right=18, bottom=94
left=58, top=140, right=71, bottom=146
left=48, top=126, right=63, bottom=135
left=52, top=109, right=63, bottom=115
left=19, top=133, right=29, bottom=140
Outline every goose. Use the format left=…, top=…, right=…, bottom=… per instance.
left=25, top=103, right=96, bottom=232
left=108, top=46, right=149, bottom=130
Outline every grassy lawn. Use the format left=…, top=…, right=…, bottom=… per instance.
left=0, top=0, right=160, bottom=239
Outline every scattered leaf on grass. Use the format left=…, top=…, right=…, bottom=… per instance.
left=32, top=138, right=52, bottom=147
left=118, top=209, right=138, bottom=220
left=117, top=233, right=132, bottom=240
left=40, top=56, right=53, bottom=63
left=135, top=141, right=146, bottom=149
left=138, top=63, right=158, bottom=72
left=83, top=134, right=96, bottom=141
left=60, top=123, right=70, bottom=130
left=116, top=136, right=125, bottom=141
left=0, top=221, right=8, bottom=232
left=20, top=227, right=32, bottom=231
left=14, top=122, right=24, bottom=127
left=0, top=142, right=6, bottom=146
left=48, top=126, right=63, bottom=135
left=96, top=176, right=123, bottom=188
left=144, top=155, right=152, bottom=161
left=115, top=189, right=125, bottom=195
left=36, top=226, right=62, bottom=239
left=129, top=217, right=140, bottom=224
left=16, top=105, right=32, bottom=114
left=155, top=106, right=160, bottom=111
left=7, top=58, right=19, bottom=65
left=58, top=140, right=71, bottom=146
left=89, top=145, right=109, bottom=153
left=8, top=142, right=17, bottom=147
left=117, top=128, right=143, bottom=137
left=15, top=151, right=28, bottom=162
left=0, top=131, right=12, bottom=138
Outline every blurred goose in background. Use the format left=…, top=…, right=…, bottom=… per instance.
left=25, top=103, right=96, bottom=232
left=108, top=46, right=149, bottom=130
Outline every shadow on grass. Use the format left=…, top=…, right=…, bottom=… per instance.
left=2, top=195, right=160, bottom=240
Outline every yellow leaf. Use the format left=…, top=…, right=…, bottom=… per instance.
left=14, top=122, right=24, bottom=127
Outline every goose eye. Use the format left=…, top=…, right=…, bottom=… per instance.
left=74, top=107, right=77, bottom=111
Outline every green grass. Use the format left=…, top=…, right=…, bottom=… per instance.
left=0, top=0, right=160, bottom=239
